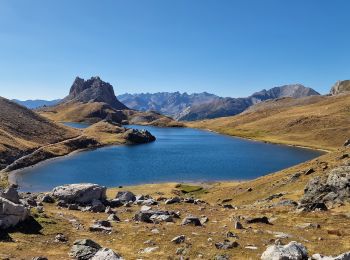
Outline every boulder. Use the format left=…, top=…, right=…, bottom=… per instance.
left=311, top=251, right=350, bottom=260
left=171, top=235, right=186, bottom=244
left=234, top=221, right=244, bottom=229
left=344, top=139, right=350, bottom=147
left=90, top=199, right=106, bottom=213
left=134, top=210, right=174, bottom=223
left=115, top=191, right=136, bottom=203
left=52, top=184, right=106, bottom=204
left=181, top=216, right=202, bottom=226
left=0, top=186, right=20, bottom=204
left=55, top=233, right=68, bottom=243
left=165, top=197, right=181, bottom=204
left=40, top=194, right=55, bottom=203
left=108, top=214, right=120, bottom=222
left=123, top=129, right=156, bottom=144
left=0, top=197, right=29, bottom=229
left=261, top=241, right=308, bottom=260
left=91, top=248, right=123, bottom=260
left=215, top=240, right=239, bottom=250
left=301, top=166, right=350, bottom=209
left=89, top=220, right=112, bottom=233
left=69, top=239, right=101, bottom=260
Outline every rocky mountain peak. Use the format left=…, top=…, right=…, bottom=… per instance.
left=64, top=76, right=128, bottom=110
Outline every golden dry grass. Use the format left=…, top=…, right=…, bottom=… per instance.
left=187, top=94, right=350, bottom=151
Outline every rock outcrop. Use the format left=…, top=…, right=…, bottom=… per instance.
left=300, top=166, right=350, bottom=209
left=63, top=76, right=128, bottom=110
left=330, top=80, right=350, bottom=95
left=52, top=183, right=107, bottom=204
left=123, top=129, right=156, bottom=144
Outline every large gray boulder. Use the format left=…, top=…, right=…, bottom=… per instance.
left=301, top=166, right=350, bottom=208
left=70, top=239, right=123, bottom=260
left=261, top=241, right=308, bottom=260
left=115, top=191, right=136, bottom=202
left=69, top=239, right=101, bottom=260
left=52, top=184, right=106, bottom=204
left=0, top=197, right=29, bottom=229
left=91, top=248, right=123, bottom=260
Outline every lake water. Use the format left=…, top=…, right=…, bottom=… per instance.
left=14, top=124, right=323, bottom=192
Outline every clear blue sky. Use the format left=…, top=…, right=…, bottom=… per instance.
left=1, top=0, right=349, bottom=100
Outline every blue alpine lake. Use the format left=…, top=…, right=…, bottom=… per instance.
left=13, top=124, right=324, bottom=192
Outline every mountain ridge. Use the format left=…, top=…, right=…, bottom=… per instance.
left=118, top=84, right=320, bottom=121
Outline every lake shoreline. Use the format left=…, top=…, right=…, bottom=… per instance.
left=10, top=124, right=324, bottom=192
left=200, top=128, right=331, bottom=153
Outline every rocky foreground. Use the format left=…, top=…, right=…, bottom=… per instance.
left=1, top=143, right=350, bottom=260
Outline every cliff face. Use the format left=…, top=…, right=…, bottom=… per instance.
left=63, top=76, right=128, bottom=110
left=330, top=80, right=350, bottom=95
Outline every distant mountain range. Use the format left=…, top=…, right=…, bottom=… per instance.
left=118, top=84, right=320, bottom=121
left=14, top=83, right=320, bottom=121
left=13, top=99, right=61, bottom=109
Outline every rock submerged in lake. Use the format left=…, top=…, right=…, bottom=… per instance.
left=52, top=183, right=106, bottom=205
left=123, top=128, right=156, bottom=144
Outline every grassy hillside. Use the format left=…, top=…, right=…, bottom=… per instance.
left=0, top=97, right=80, bottom=170
left=188, top=94, right=350, bottom=151
left=38, top=101, right=184, bottom=127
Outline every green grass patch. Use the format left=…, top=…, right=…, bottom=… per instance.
left=176, top=184, right=206, bottom=195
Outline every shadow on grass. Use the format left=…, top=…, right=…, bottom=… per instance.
left=0, top=216, right=43, bottom=242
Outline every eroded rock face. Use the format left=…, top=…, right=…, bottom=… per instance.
left=261, top=241, right=308, bottom=260
left=52, top=184, right=106, bottom=205
left=330, top=80, right=350, bottom=95
left=123, top=129, right=156, bottom=144
left=301, top=166, right=350, bottom=208
left=0, top=197, right=29, bottom=229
